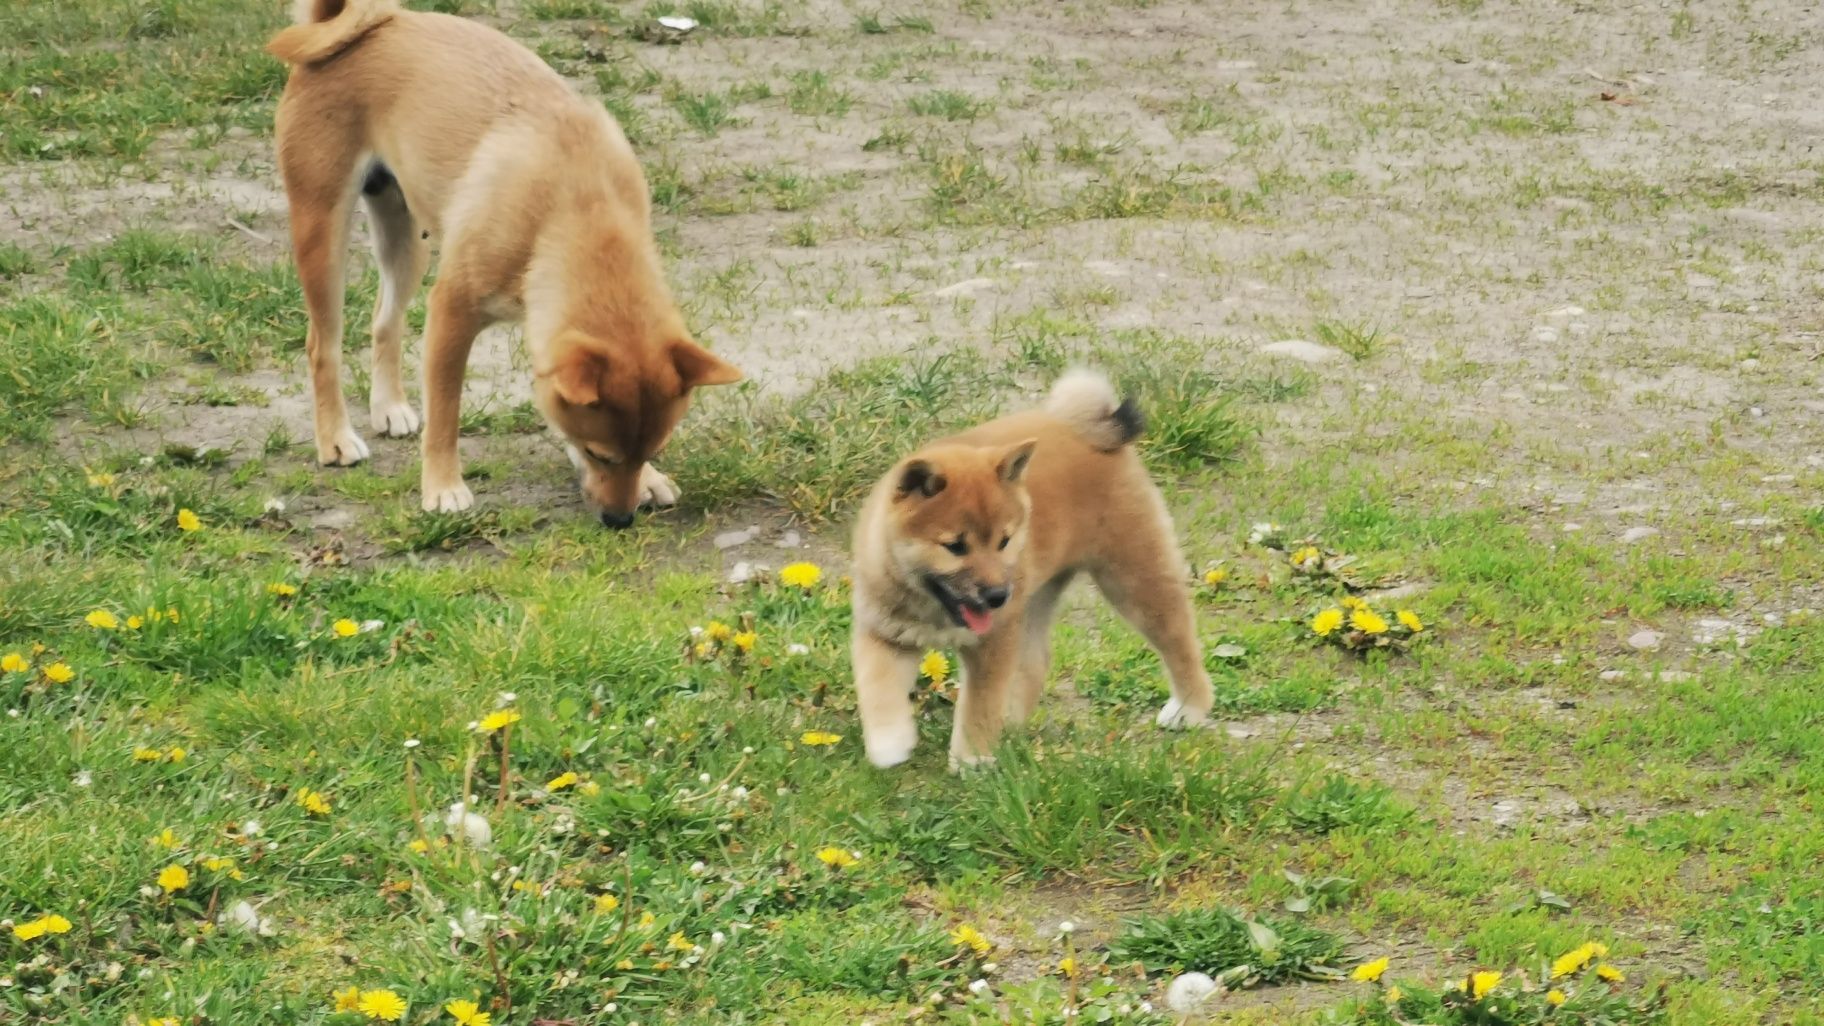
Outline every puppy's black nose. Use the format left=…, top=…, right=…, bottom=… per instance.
left=600, top=510, right=636, bottom=530
left=980, top=585, right=1010, bottom=609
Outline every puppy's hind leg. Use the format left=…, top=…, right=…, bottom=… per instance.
left=853, top=627, right=921, bottom=768
left=1008, top=574, right=1070, bottom=724
left=1089, top=502, right=1214, bottom=730
left=280, top=129, right=368, bottom=466
left=362, top=166, right=429, bottom=439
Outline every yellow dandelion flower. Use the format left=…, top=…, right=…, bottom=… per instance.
left=11, top=920, right=46, bottom=941
left=1350, top=957, right=1389, bottom=982
left=166, top=747, right=186, bottom=764
left=87, top=471, right=117, bottom=488
left=1547, top=989, right=1567, bottom=1006
left=1341, top=595, right=1366, bottom=610
left=135, top=748, right=166, bottom=763
left=358, top=989, right=407, bottom=1021
left=638, top=911, right=656, bottom=929
left=445, top=999, right=491, bottom=1026
left=157, top=864, right=190, bottom=894
left=333, top=987, right=362, bottom=1012
left=126, top=615, right=143, bottom=629
left=1552, top=942, right=1606, bottom=979
left=477, top=709, right=521, bottom=734
left=296, top=787, right=332, bottom=816
left=1203, top=568, right=1228, bottom=586
left=1596, top=964, right=1624, bottom=982
left=1, top=652, right=29, bottom=674
left=268, top=582, right=299, bottom=597
left=153, top=827, right=182, bottom=849
left=511, top=879, right=540, bottom=894
left=594, top=893, right=620, bottom=914
left=38, top=914, right=72, bottom=934
left=779, top=562, right=823, bottom=589
left=1350, top=607, right=1390, bottom=635
left=666, top=931, right=695, bottom=952
left=950, top=923, right=991, bottom=955
left=85, top=609, right=120, bottom=630
left=692, top=641, right=713, bottom=659
left=1386, top=986, right=1403, bottom=1004
left=546, top=771, right=579, bottom=791
left=1396, top=609, right=1423, bottom=632
left=1470, top=970, right=1502, bottom=1000
left=408, top=839, right=430, bottom=854
left=578, top=780, right=601, bottom=796
left=1311, top=608, right=1344, bottom=636
left=800, top=730, right=841, bottom=747
left=1058, top=956, right=1078, bottom=976
left=44, top=662, right=74, bottom=684
left=332, top=618, right=360, bottom=638
left=704, top=621, right=733, bottom=642
left=1290, top=545, right=1321, bottom=567
left=615, top=958, right=636, bottom=970
left=176, top=509, right=202, bottom=532
left=919, top=650, right=950, bottom=683
left=816, top=847, right=858, bottom=869
left=731, top=630, right=757, bottom=653
left=165, top=606, right=180, bottom=622
left=201, top=856, right=236, bottom=874
left=148, top=1017, right=180, bottom=1026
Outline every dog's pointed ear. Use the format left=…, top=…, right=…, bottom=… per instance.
left=896, top=459, right=946, bottom=499
left=553, top=347, right=610, bottom=407
left=997, top=438, right=1039, bottom=483
left=670, top=339, right=743, bottom=390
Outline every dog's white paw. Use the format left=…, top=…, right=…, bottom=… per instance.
left=948, top=751, right=998, bottom=774
left=317, top=424, right=370, bottom=466
left=370, top=397, right=421, bottom=438
left=638, top=463, right=680, bottom=508
left=864, top=719, right=919, bottom=769
left=422, top=479, right=475, bottom=514
left=1156, top=697, right=1210, bottom=730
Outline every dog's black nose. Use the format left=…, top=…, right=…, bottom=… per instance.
left=599, top=509, right=636, bottom=530
left=980, top=585, right=1010, bottom=609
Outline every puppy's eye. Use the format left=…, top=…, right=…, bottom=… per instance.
left=943, top=538, right=969, bottom=556
left=586, top=448, right=622, bottom=467
left=997, top=534, right=1010, bottom=551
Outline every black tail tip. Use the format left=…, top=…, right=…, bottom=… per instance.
left=1111, top=396, right=1145, bottom=442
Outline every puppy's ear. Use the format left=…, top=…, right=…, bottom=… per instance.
left=896, top=459, right=946, bottom=498
left=553, top=347, right=610, bottom=407
left=670, top=339, right=743, bottom=390
left=997, top=438, right=1039, bottom=483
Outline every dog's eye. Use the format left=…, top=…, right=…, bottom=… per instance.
left=586, top=448, right=622, bottom=467
left=997, top=534, right=1010, bottom=551
left=943, top=538, right=969, bottom=556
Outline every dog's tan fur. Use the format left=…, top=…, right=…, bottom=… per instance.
left=850, top=370, right=1214, bottom=769
left=269, top=0, right=740, bottom=522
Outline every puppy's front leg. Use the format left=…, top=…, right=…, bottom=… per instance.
left=419, top=286, right=483, bottom=513
left=853, top=627, right=921, bottom=768
left=950, top=629, right=1020, bottom=772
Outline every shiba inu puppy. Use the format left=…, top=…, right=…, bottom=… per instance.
left=268, top=0, right=740, bottom=525
left=850, top=370, right=1214, bottom=769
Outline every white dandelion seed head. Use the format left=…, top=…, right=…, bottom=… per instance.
left=698, top=773, right=711, bottom=784
left=689, top=861, right=707, bottom=875
left=968, top=979, right=989, bottom=996
left=786, top=643, right=809, bottom=656
left=404, top=738, right=420, bottom=749
left=73, top=770, right=92, bottom=788
left=1058, top=920, right=1076, bottom=934
left=498, top=691, right=517, bottom=705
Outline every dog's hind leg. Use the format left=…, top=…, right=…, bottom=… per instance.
left=1008, top=573, right=1070, bottom=724
left=361, top=166, right=429, bottom=438
left=1089, top=499, right=1214, bottom=730
left=279, top=122, right=369, bottom=466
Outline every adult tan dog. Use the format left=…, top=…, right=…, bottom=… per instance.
left=850, top=370, right=1214, bottom=770
left=269, top=0, right=740, bottom=525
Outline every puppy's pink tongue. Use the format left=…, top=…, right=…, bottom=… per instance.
left=960, top=606, right=993, bottom=635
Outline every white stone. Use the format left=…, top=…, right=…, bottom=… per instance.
left=1545, top=305, right=1586, bottom=318
left=932, top=277, right=995, bottom=298
left=1257, top=339, right=1345, bottom=364
left=1621, top=527, right=1659, bottom=543
left=1628, top=630, right=1663, bottom=651
left=714, top=526, right=760, bottom=549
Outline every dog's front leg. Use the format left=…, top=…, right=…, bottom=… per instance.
left=853, top=627, right=921, bottom=768
left=419, top=286, right=483, bottom=513
left=950, top=630, right=1020, bottom=772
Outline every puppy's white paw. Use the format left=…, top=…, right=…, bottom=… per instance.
left=948, top=751, right=998, bottom=774
left=1156, top=697, right=1210, bottom=730
left=422, top=479, right=475, bottom=513
left=638, top=464, right=680, bottom=508
left=370, top=397, right=421, bottom=438
left=317, top=424, right=370, bottom=467
left=864, top=719, right=919, bottom=769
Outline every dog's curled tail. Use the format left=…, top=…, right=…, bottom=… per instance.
left=1044, top=368, right=1144, bottom=452
left=268, top=0, right=398, bottom=65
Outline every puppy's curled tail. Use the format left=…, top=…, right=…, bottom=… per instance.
left=1044, top=368, right=1144, bottom=452
left=268, top=0, right=398, bottom=65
